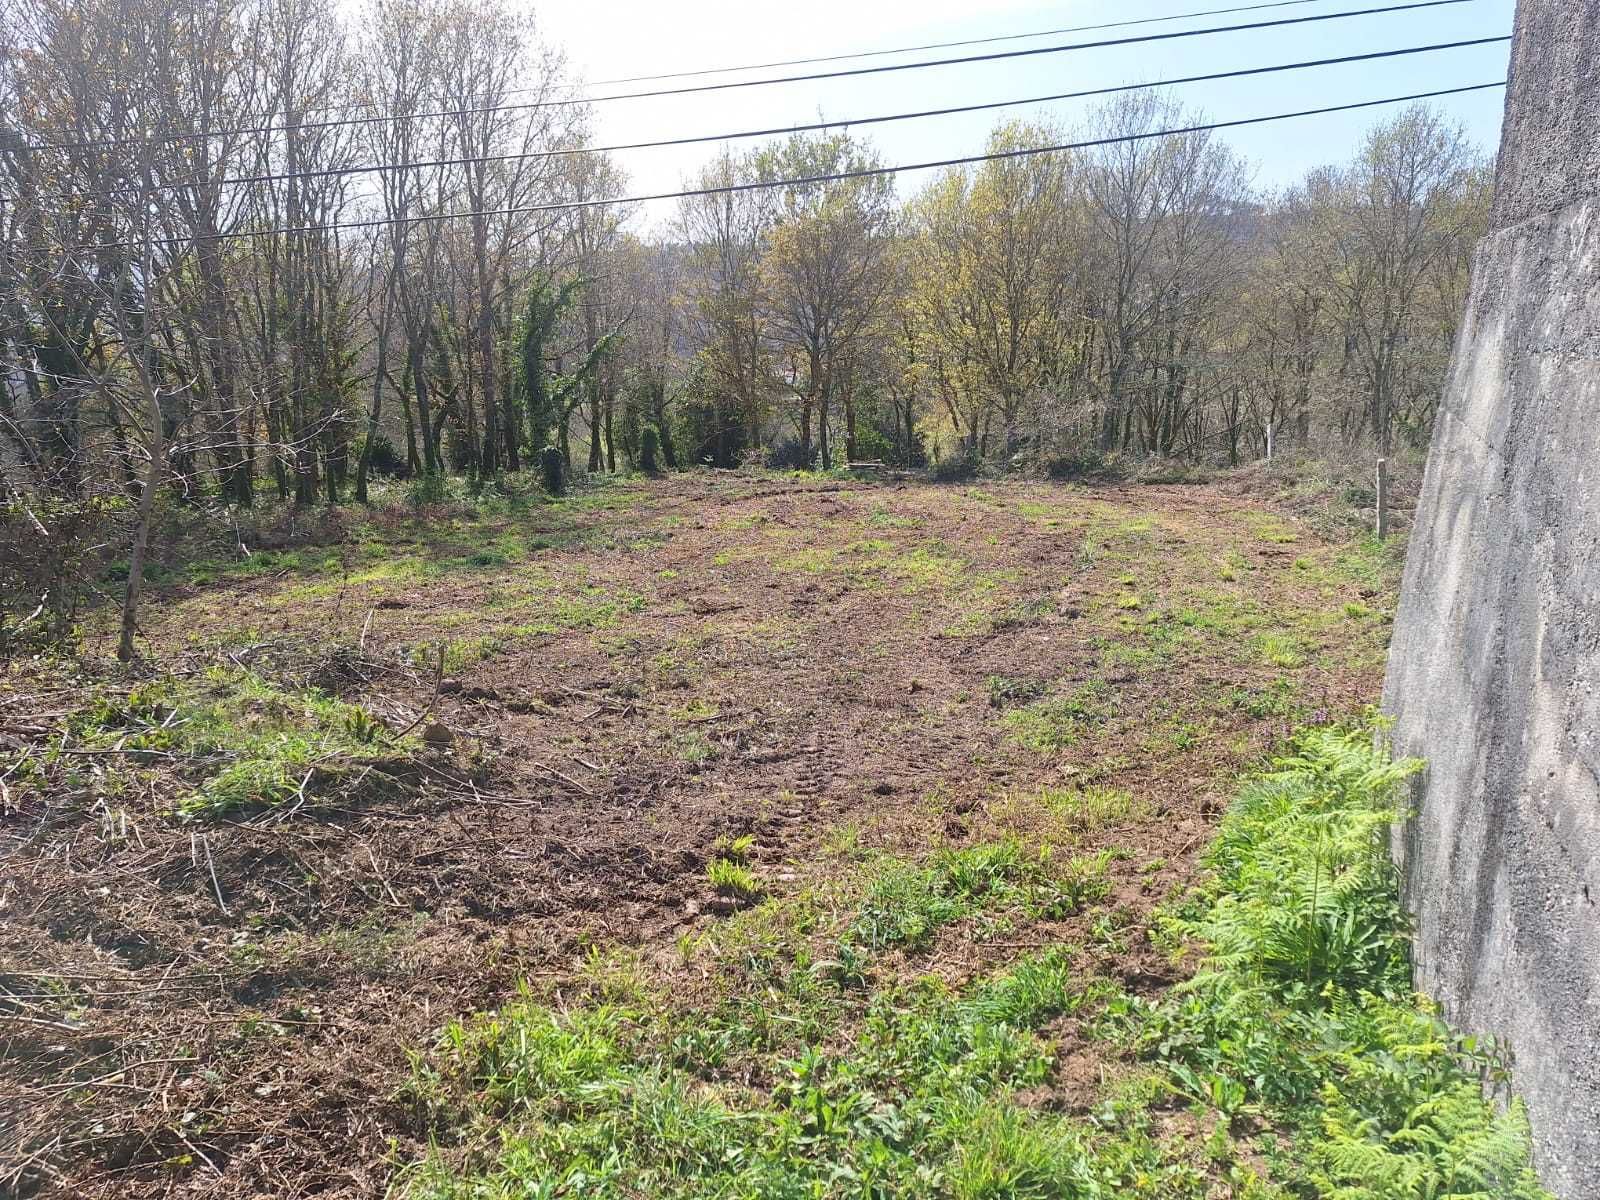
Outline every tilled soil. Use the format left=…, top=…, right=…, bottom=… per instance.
left=0, top=474, right=1396, bottom=1198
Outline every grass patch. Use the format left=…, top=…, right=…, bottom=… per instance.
left=391, top=731, right=1545, bottom=1200
left=843, top=840, right=1034, bottom=954
left=399, top=947, right=1119, bottom=1200
left=1244, top=513, right=1301, bottom=544
left=987, top=786, right=1152, bottom=849
left=887, top=546, right=967, bottom=591
left=1002, top=680, right=1114, bottom=752
left=67, top=668, right=408, bottom=818
left=707, top=858, right=761, bottom=900
left=1253, top=632, right=1309, bottom=669
left=985, top=674, right=1048, bottom=708
left=508, top=589, right=644, bottom=636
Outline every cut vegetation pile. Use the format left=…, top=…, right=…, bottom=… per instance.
left=0, top=472, right=1542, bottom=1198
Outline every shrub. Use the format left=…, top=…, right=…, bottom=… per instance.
left=358, top=431, right=407, bottom=478
left=406, top=471, right=451, bottom=507
left=765, top=437, right=813, bottom=471
left=639, top=425, right=661, bottom=474
left=930, top=448, right=981, bottom=483
left=1041, top=449, right=1123, bottom=481
left=851, top=424, right=893, bottom=464
left=538, top=445, right=565, bottom=496
left=1, top=495, right=112, bottom=656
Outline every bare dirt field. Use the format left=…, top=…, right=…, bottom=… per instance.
left=1, top=473, right=1399, bottom=1198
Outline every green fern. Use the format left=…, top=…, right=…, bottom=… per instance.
left=1191, top=727, right=1421, bottom=999
left=1133, top=727, right=1553, bottom=1200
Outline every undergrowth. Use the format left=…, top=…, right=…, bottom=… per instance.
left=65, top=667, right=413, bottom=817
left=395, top=729, right=1553, bottom=1200
left=1118, top=726, right=1551, bottom=1199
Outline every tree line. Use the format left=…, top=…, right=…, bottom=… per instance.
left=1, top=0, right=1490, bottom=519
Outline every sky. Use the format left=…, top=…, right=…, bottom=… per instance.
left=534, top=0, right=1515, bottom=228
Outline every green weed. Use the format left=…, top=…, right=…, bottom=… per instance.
left=1253, top=632, right=1309, bottom=669
left=400, top=947, right=1118, bottom=1200
left=1118, top=728, right=1551, bottom=1200
left=985, top=674, right=1047, bottom=708
left=844, top=840, right=1033, bottom=954
left=1002, top=681, right=1114, bottom=752
left=707, top=858, right=761, bottom=900
left=70, top=669, right=409, bottom=818
left=988, top=786, right=1150, bottom=848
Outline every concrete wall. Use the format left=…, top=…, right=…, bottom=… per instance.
left=1382, top=2, right=1600, bottom=1195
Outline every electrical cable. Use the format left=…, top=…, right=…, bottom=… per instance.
left=41, top=36, right=1508, bottom=201
left=60, top=80, right=1507, bottom=253
left=23, top=0, right=1485, bottom=154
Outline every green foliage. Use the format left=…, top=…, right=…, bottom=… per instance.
left=69, top=668, right=407, bottom=818
left=1198, top=729, right=1418, bottom=996
left=356, top=431, right=406, bottom=478
left=538, top=445, right=565, bottom=496
left=1036, top=849, right=1114, bottom=917
left=514, top=277, right=585, bottom=453
left=843, top=839, right=1032, bottom=954
left=639, top=424, right=662, bottom=474
left=1254, top=632, right=1309, bottom=669
left=400, top=949, right=1111, bottom=1200
left=707, top=857, right=761, bottom=900
left=930, top=448, right=981, bottom=483
left=1124, top=728, right=1551, bottom=1200
left=1001, top=680, right=1113, bottom=752
left=342, top=568, right=1551, bottom=1200
left=985, top=674, right=1046, bottom=708
left=406, top=471, right=452, bottom=507
left=395, top=727, right=1549, bottom=1200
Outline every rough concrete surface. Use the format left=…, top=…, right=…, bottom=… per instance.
left=1383, top=2, right=1600, bottom=1195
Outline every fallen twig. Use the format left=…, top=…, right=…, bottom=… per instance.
left=391, top=644, right=446, bottom=742
left=364, top=844, right=401, bottom=906
left=530, top=760, right=593, bottom=796
left=201, top=834, right=229, bottom=916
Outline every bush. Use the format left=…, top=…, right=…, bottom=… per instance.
left=358, top=432, right=407, bottom=478
left=929, top=448, right=980, bottom=483
left=1041, top=449, right=1124, bottom=481
left=851, top=424, right=893, bottom=463
left=1, top=495, right=116, bottom=656
left=538, top=446, right=565, bottom=496
left=406, top=472, right=452, bottom=507
left=639, top=425, right=661, bottom=474
left=765, top=437, right=813, bottom=471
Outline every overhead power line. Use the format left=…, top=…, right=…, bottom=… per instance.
left=318, top=0, right=1354, bottom=115
left=580, top=0, right=1339, bottom=87
left=27, top=0, right=1483, bottom=154
left=66, top=81, right=1507, bottom=253
left=46, top=37, right=1510, bottom=201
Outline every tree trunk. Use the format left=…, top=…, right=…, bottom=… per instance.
left=475, top=216, right=498, bottom=477
left=119, top=347, right=166, bottom=662
left=357, top=284, right=392, bottom=503
left=584, top=304, right=603, bottom=473
left=844, top=380, right=857, bottom=464
left=409, top=339, right=436, bottom=474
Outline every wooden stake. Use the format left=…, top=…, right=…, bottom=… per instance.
left=1375, top=456, right=1390, bottom=540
